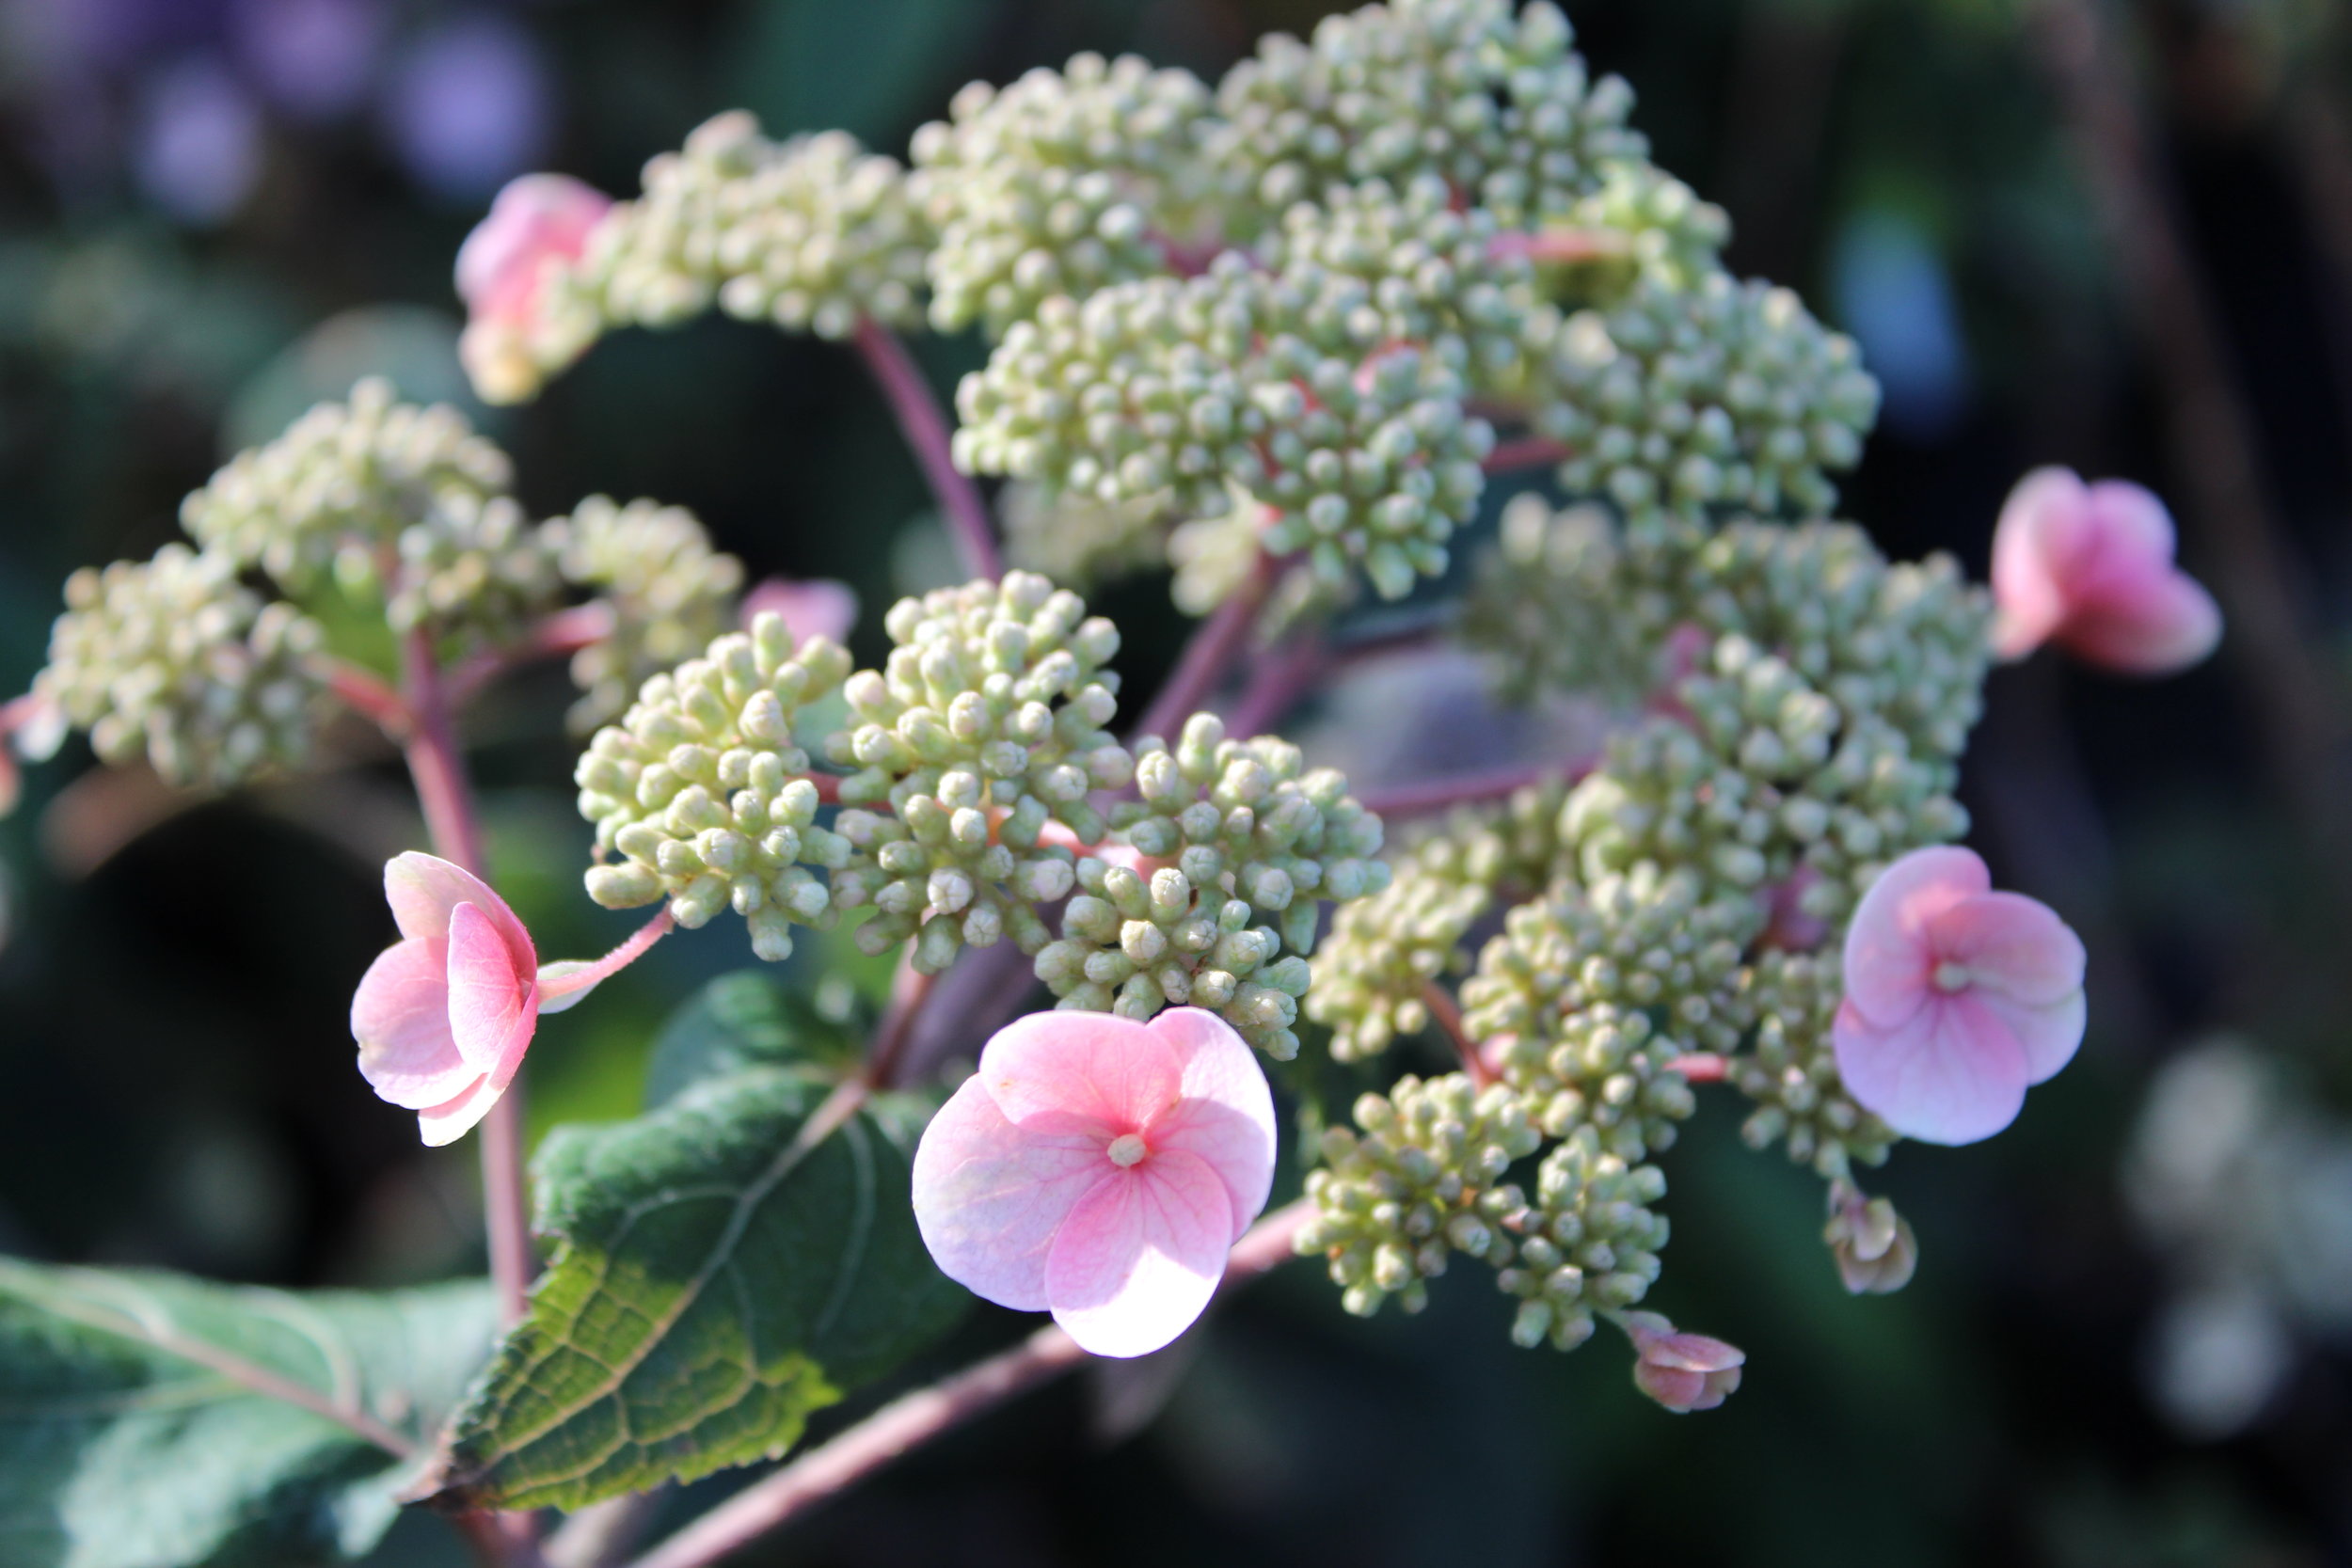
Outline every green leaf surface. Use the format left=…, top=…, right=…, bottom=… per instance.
left=419, top=1059, right=964, bottom=1512
left=641, top=970, right=857, bottom=1109
left=0, top=1261, right=496, bottom=1568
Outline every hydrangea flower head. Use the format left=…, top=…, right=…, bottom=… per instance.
left=912, top=1006, right=1277, bottom=1357
left=455, top=173, right=612, bottom=403
left=1990, top=467, right=2221, bottom=673
left=352, top=851, right=654, bottom=1145
left=1833, top=847, right=2086, bottom=1146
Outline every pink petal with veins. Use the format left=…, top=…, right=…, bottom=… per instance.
left=1840, top=846, right=1987, bottom=1028
left=980, top=1011, right=1183, bottom=1135
left=912, top=1075, right=1115, bottom=1311
left=351, top=938, right=473, bottom=1108
left=911, top=1006, right=1276, bottom=1356
left=1143, top=1006, right=1277, bottom=1238
left=1043, top=1149, right=1234, bottom=1358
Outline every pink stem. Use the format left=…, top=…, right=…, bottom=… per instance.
left=398, top=629, right=532, bottom=1327
left=1482, top=436, right=1571, bottom=474
left=325, top=662, right=413, bottom=735
left=538, top=908, right=676, bottom=1004
left=449, top=602, right=619, bottom=710
left=851, top=316, right=1002, bottom=582
left=624, top=1200, right=1312, bottom=1568
left=1488, top=229, right=1630, bottom=265
left=1356, top=757, right=1596, bottom=820
left=1676, top=1052, right=1729, bottom=1085
left=1422, top=982, right=1490, bottom=1086
left=1131, top=550, right=1280, bottom=744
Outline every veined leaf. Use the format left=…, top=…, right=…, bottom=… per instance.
left=417, top=1061, right=965, bottom=1513
left=641, top=970, right=857, bottom=1108
left=0, top=1262, right=495, bottom=1568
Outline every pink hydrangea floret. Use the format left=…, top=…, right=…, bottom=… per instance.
left=1833, top=846, right=2087, bottom=1146
left=351, top=852, right=660, bottom=1146
left=453, top=173, right=612, bottom=403
left=739, top=577, right=860, bottom=648
left=911, top=1006, right=1277, bottom=1358
left=1991, top=467, right=2221, bottom=674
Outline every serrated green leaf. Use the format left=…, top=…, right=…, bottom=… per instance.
left=0, top=1261, right=496, bottom=1568
left=419, top=1065, right=965, bottom=1512
left=641, top=971, right=858, bottom=1108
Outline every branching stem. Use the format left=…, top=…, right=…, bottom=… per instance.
left=852, top=316, right=1002, bottom=582
left=622, top=1200, right=1312, bottom=1568
left=1356, top=758, right=1595, bottom=819
left=1132, top=549, right=1281, bottom=743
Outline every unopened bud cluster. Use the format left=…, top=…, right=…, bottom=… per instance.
left=1308, top=778, right=1567, bottom=1061
left=525, top=115, right=929, bottom=400
left=182, top=378, right=544, bottom=647
left=547, top=496, right=745, bottom=730
left=1304, top=497, right=1991, bottom=1343
left=32, top=545, right=326, bottom=791
left=23, top=382, right=752, bottom=810
left=480, top=0, right=1881, bottom=610
left=912, top=53, right=1219, bottom=335
left=1527, top=274, right=1878, bottom=525
left=1037, top=713, right=1389, bottom=1057
left=576, top=613, right=855, bottom=960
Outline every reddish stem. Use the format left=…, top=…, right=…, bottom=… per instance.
left=325, top=662, right=412, bottom=735
left=1131, top=550, right=1281, bottom=744
left=861, top=963, right=938, bottom=1089
left=1356, top=757, right=1596, bottom=820
left=1676, top=1052, right=1729, bottom=1085
left=1488, top=229, right=1631, bottom=265
left=623, top=1200, right=1312, bottom=1568
left=1422, top=982, right=1490, bottom=1086
left=1482, top=436, right=1571, bottom=474
left=399, top=630, right=532, bottom=1326
left=852, top=316, right=1002, bottom=582
left=448, top=602, right=618, bottom=710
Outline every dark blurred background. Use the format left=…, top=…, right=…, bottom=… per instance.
left=2, top=0, right=2349, bottom=1563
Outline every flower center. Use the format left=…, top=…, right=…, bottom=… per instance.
left=1931, top=960, right=1972, bottom=994
left=1106, top=1132, right=1149, bottom=1168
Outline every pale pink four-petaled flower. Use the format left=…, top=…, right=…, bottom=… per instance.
left=453, top=173, right=612, bottom=403
left=1833, top=846, right=2087, bottom=1147
left=911, top=1006, right=1277, bottom=1358
left=351, top=852, right=659, bottom=1146
left=1990, top=467, right=2222, bottom=674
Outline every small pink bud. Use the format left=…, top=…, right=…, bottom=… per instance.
left=1624, top=1310, right=1745, bottom=1412
left=1990, top=467, right=2221, bottom=674
left=911, top=1006, right=1278, bottom=1358
left=352, top=852, right=668, bottom=1145
left=1833, top=846, right=2086, bottom=1146
left=453, top=173, right=612, bottom=404
left=740, top=578, right=860, bottom=648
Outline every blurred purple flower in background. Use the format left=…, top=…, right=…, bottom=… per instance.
left=133, top=54, right=262, bottom=225
left=382, top=11, right=550, bottom=202
left=231, top=0, right=383, bottom=121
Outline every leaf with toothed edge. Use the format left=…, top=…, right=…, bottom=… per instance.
left=0, top=1260, right=495, bottom=1568
left=411, top=1057, right=966, bottom=1513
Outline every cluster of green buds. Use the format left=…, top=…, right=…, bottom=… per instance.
left=536, top=114, right=930, bottom=391
left=911, top=53, right=1220, bottom=335
left=30, top=546, right=326, bottom=792
left=469, top=0, right=1879, bottom=613
left=1035, top=713, right=1389, bottom=1057
left=576, top=612, right=855, bottom=959
left=13, top=380, right=755, bottom=829
left=545, top=495, right=746, bottom=730
left=566, top=576, right=1401, bottom=1020
left=1298, top=492, right=1992, bottom=1356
